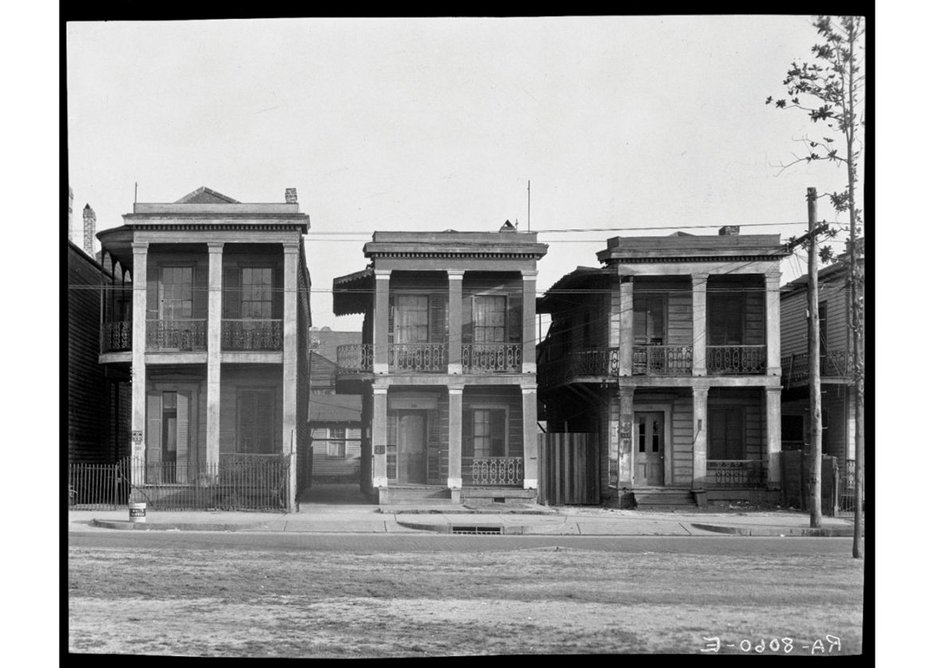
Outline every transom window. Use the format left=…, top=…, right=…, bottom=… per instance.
left=473, top=295, right=507, bottom=343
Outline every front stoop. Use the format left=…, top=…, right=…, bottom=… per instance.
left=460, top=487, right=537, bottom=506
left=379, top=485, right=453, bottom=505
left=631, top=487, right=697, bottom=510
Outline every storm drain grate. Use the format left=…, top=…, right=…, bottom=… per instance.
left=451, top=525, right=504, bottom=535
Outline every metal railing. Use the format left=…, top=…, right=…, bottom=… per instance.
left=462, top=343, right=522, bottom=373
left=146, top=319, right=207, bottom=351
left=538, top=347, right=618, bottom=387
left=101, top=321, right=132, bottom=353
left=838, top=458, right=857, bottom=513
left=68, top=455, right=290, bottom=511
left=706, top=345, right=766, bottom=374
left=632, top=345, right=693, bottom=375
left=781, top=350, right=853, bottom=384
left=463, top=456, right=524, bottom=486
left=706, top=459, right=767, bottom=488
left=221, top=319, right=283, bottom=351
left=337, top=343, right=374, bottom=372
left=391, top=343, right=447, bottom=372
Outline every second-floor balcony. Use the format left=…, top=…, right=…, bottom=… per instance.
left=335, top=342, right=526, bottom=375
left=462, top=343, right=522, bottom=373
left=781, top=350, right=853, bottom=385
left=221, top=319, right=283, bottom=351
left=146, top=319, right=207, bottom=352
left=390, top=343, right=447, bottom=372
left=101, top=321, right=132, bottom=353
left=706, top=345, right=766, bottom=375
left=633, top=345, right=693, bottom=376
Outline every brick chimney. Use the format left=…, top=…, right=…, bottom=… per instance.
left=718, top=225, right=740, bottom=236
left=82, top=204, right=96, bottom=255
left=285, top=188, right=298, bottom=204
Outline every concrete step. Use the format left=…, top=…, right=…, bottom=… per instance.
left=633, top=489, right=696, bottom=508
left=382, top=486, right=452, bottom=504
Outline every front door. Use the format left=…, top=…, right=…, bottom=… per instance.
left=396, top=410, right=427, bottom=484
left=634, top=412, right=664, bottom=486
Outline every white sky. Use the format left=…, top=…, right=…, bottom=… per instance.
left=66, top=15, right=861, bottom=331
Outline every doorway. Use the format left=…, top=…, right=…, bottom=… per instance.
left=634, top=411, right=665, bottom=486
left=394, top=410, right=427, bottom=484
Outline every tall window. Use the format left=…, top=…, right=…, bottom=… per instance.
left=473, top=295, right=507, bottom=343
left=708, top=294, right=744, bottom=345
left=708, top=407, right=744, bottom=460
left=159, top=266, right=193, bottom=319
left=237, top=389, right=275, bottom=454
left=326, top=426, right=347, bottom=458
left=394, top=295, right=430, bottom=343
left=467, top=408, right=507, bottom=457
left=241, top=267, right=273, bottom=319
left=634, top=295, right=666, bottom=345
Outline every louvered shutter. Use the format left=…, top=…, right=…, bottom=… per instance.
left=507, top=293, right=522, bottom=343
left=222, top=266, right=239, bottom=318
left=429, top=293, right=448, bottom=343
left=146, top=264, right=159, bottom=320
left=176, top=392, right=189, bottom=482
left=193, top=263, right=208, bottom=320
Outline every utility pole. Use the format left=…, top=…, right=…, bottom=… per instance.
left=806, top=187, right=823, bottom=529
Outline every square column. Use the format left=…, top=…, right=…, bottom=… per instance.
left=765, top=386, right=782, bottom=489
left=447, top=386, right=463, bottom=499
left=765, top=272, right=782, bottom=377
left=692, top=386, right=709, bottom=490
left=373, top=270, right=391, bottom=374
left=618, top=277, right=633, bottom=377
left=447, top=271, right=464, bottom=374
left=130, top=242, right=148, bottom=490
left=372, top=387, right=389, bottom=488
left=692, top=273, right=708, bottom=376
left=521, top=385, right=539, bottom=489
left=522, top=271, right=537, bottom=374
left=282, top=242, right=299, bottom=512
left=206, top=242, right=223, bottom=477
left=617, top=384, right=635, bottom=489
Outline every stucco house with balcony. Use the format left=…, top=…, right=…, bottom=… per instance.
left=95, top=187, right=311, bottom=511
left=332, top=224, right=547, bottom=504
left=537, top=227, right=790, bottom=508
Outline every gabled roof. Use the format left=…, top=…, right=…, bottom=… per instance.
left=537, top=266, right=609, bottom=313
left=174, top=187, right=240, bottom=204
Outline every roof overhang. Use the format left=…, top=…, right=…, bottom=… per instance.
left=333, top=267, right=374, bottom=316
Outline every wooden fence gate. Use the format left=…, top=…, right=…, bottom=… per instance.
left=537, top=433, right=600, bottom=506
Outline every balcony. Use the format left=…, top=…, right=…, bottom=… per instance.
left=706, top=459, right=767, bottom=488
left=781, top=350, right=853, bottom=386
left=391, top=343, right=447, bottom=372
left=632, top=345, right=692, bottom=376
left=706, top=345, right=766, bottom=375
left=462, top=343, right=522, bottom=373
left=337, top=343, right=374, bottom=373
left=146, top=319, right=207, bottom=351
left=462, top=456, right=524, bottom=486
left=221, top=319, right=283, bottom=351
left=101, top=321, right=132, bottom=353
left=539, top=347, right=617, bottom=387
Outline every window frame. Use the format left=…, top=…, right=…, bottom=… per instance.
left=158, top=265, right=195, bottom=320
left=464, top=405, right=509, bottom=458
left=472, top=294, right=508, bottom=343
left=707, top=406, right=745, bottom=460
left=239, top=265, right=274, bottom=320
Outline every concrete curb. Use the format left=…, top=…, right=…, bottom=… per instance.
left=690, top=522, right=854, bottom=537
left=90, top=519, right=258, bottom=532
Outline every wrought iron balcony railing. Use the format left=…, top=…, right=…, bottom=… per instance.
left=336, top=343, right=374, bottom=373
left=391, top=343, right=447, bottom=372
left=146, top=319, right=207, bottom=352
left=706, top=345, right=766, bottom=375
left=632, top=345, right=693, bottom=376
left=221, top=319, right=283, bottom=351
left=101, top=320, right=132, bottom=353
left=462, top=343, right=522, bottom=373
left=781, top=350, right=853, bottom=385
left=462, top=456, right=524, bottom=486
left=705, top=459, right=767, bottom=488
left=538, top=347, right=618, bottom=387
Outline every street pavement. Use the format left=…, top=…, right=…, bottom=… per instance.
left=67, top=485, right=859, bottom=538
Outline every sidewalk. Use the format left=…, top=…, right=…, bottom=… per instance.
left=68, top=493, right=859, bottom=538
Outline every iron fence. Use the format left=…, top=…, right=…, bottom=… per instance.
left=101, top=321, right=132, bottom=353
left=706, top=459, right=768, bottom=488
left=632, top=345, right=693, bottom=375
left=68, top=454, right=290, bottom=511
left=146, top=319, right=207, bottom=351
left=838, top=458, right=857, bottom=513
left=462, top=456, right=524, bottom=486
left=706, top=345, right=767, bottom=374
left=462, top=343, right=522, bottom=373
left=221, top=319, right=283, bottom=350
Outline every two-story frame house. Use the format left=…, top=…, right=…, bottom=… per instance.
left=537, top=227, right=790, bottom=508
left=780, top=245, right=863, bottom=465
left=96, top=187, right=312, bottom=512
left=332, top=225, right=547, bottom=504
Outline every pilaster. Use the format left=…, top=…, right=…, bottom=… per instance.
left=522, top=271, right=537, bottom=374
left=692, top=273, right=708, bottom=376
left=447, top=271, right=464, bottom=375
left=282, top=242, right=299, bottom=512
left=372, top=387, right=389, bottom=488
left=618, top=278, right=633, bottom=377
left=447, top=386, right=464, bottom=497
left=130, top=242, right=148, bottom=488
left=206, top=242, right=223, bottom=475
left=617, top=384, right=635, bottom=489
left=374, top=270, right=391, bottom=374
left=765, top=385, right=782, bottom=489
left=765, top=271, right=782, bottom=377
left=521, top=385, right=539, bottom=489
left=692, top=385, right=709, bottom=490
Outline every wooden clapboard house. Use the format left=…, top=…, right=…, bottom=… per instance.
left=537, top=227, right=790, bottom=508
left=332, top=224, right=547, bottom=504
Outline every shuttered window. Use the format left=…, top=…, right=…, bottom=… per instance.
left=708, top=407, right=744, bottom=460
left=465, top=408, right=507, bottom=457
left=158, top=267, right=193, bottom=320
left=708, top=294, right=744, bottom=345
left=390, top=294, right=448, bottom=343
left=634, top=295, right=666, bottom=345
left=473, top=295, right=507, bottom=343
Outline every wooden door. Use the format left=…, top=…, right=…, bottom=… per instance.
left=397, top=411, right=427, bottom=484
left=634, top=412, right=664, bottom=486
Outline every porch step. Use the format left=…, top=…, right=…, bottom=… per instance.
left=381, top=485, right=452, bottom=505
left=632, top=488, right=697, bottom=509
left=461, top=487, right=537, bottom=506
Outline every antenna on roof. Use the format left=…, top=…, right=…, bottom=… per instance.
left=527, top=180, right=531, bottom=232
left=134, top=181, right=138, bottom=204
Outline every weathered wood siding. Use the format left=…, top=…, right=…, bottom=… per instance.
left=310, top=426, right=362, bottom=478
left=669, top=394, right=694, bottom=484
left=781, top=268, right=850, bottom=358
left=633, top=278, right=693, bottom=345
